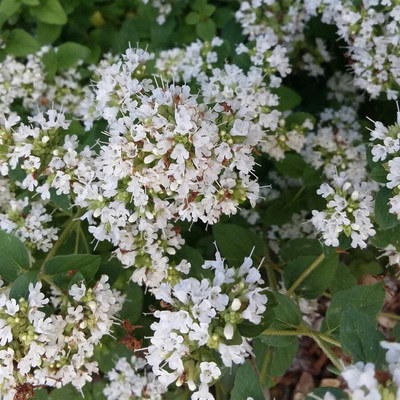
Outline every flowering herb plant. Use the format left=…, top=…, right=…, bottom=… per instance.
left=1, top=1, right=400, bottom=400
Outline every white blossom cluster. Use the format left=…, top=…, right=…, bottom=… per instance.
left=154, top=32, right=300, bottom=163
left=369, top=116, right=400, bottom=219
left=0, top=193, right=58, bottom=252
left=0, top=109, right=85, bottom=197
left=235, top=0, right=331, bottom=76
left=71, top=47, right=262, bottom=286
left=0, top=276, right=124, bottom=400
left=304, top=106, right=368, bottom=183
left=311, top=176, right=376, bottom=248
left=103, top=355, right=167, bottom=400
left=156, top=37, right=224, bottom=83
left=146, top=250, right=268, bottom=399
left=340, top=355, right=400, bottom=400
left=0, top=46, right=86, bottom=117
left=307, top=0, right=400, bottom=99
left=381, top=341, right=400, bottom=398
left=341, top=362, right=382, bottom=399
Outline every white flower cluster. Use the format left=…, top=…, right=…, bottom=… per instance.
left=146, top=250, right=268, bottom=399
left=0, top=276, right=124, bottom=400
left=310, top=0, right=400, bottom=99
left=156, top=37, right=224, bottom=83
left=235, top=0, right=331, bottom=76
left=341, top=354, right=400, bottom=400
left=0, top=195, right=58, bottom=252
left=0, top=46, right=86, bottom=117
left=304, top=106, right=368, bottom=183
left=381, top=341, right=400, bottom=398
left=311, top=176, right=376, bottom=248
left=341, top=362, right=382, bottom=400
left=369, top=116, right=400, bottom=219
left=103, top=355, right=167, bottom=400
left=71, top=47, right=261, bottom=286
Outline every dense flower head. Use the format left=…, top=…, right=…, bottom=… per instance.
left=310, top=0, right=400, bottom=99
left=71, top=47, right=263, bottom=287
left=311, top=176, right=376, bottom=248
left=0, top=277, right=123, bottom=399
left=369, top=115, right=400, bottom=220
left=146, top=249, right=268, bottom=399
left=304, top=106, right=368, bottom=182
left=103, top=355, right=167, bottom=400
left=0, top=46, right=86, bottom=118
left=235, top=0, right=331, bottom=76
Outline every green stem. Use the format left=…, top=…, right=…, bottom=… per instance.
left=265, top=261, right=278, bottom=292
left=38, top=273, right=63, bottom=294
left=263, top=326, right=342, bottom=371
left=79, top=223, right=91, bottom=253
left=287, top=186, right=305, bottom=207
left=43, top=212, right=81, bottom=266
left=0, top=284, right=11, bottom=293
left=74, top=220, right=81, bottom=254
left=286, top=253, right=325, bottom=296
left=312, top=334, right=342, bottom=372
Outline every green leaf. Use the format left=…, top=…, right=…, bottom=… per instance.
left=231, top=360, right=265, bottom=400
left=212, top=223, right=267, bottom=266
left=260, top=292, right=301, bottom=347
left=22, top=0, right=39, bottom=5
left=118, top=282, right=143, bottom=323
left=190, top=0, right=207, bottom=12
left=253, top=337, right=298, bottom=387
left=348, top=259, right=384, bottom=279
left=202, top=4, right=216, bottom=17
left=302, top=165, right=323, bottom=186
left=31, top=0, right=67, bottom=25
left=196, top=19, right=216, bottom=41
left=340, top=306, right=386, bottom=368
left=10, top=271, right=39, bottom=300
left=7, top=163, right=26, bottom=182
left=150, top=18, right=176, bottom=47
left=324, top=283, right=385, bottom=336
left=306, top=388, right=348, bottom=400
left=284, top=253, right=338, bottom=299
left=370, top=164, right=387, bottom=183
left=112, top=19, right=139, bottom=54
left=237, top=291, right=277, bottom=338
left=280, top=238, right=322, bottom=262
left=0, top=0, right=20, bottom=26
left=6, top=29, right=40, bottom=56
left=273, top=153, right=307, bottom=178
left=185, top=11, right=199, bottom=25
left=44, top=254, right=101, bottom=284
left=214, top=8, right=233, bottom=28
left=57, top=42, right=90, bottom=69
left=329, top=263, right=357, bottom=295
left=375, top=187, right=398, bottom=230
left=42, top=47, right=57, bottom=79
left=0, top=231, right=31, bottom=282
left=272, top=85, right=301, bottom=111
left=262, top=187, right=308, bottom=226
left=285, top=112, right=316, bottom=127
left=49, top=188, right=72, bottom=214
left=371, top=224, right=400, bottom=248
left=37, top=23, right=62, bottom=45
